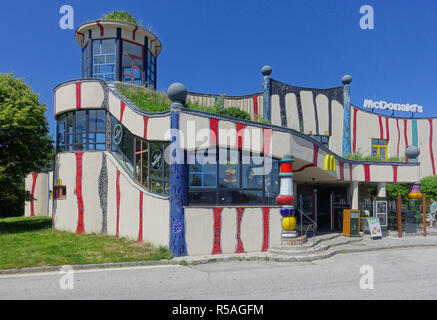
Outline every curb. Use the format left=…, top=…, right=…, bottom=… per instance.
left=2, top=241, right=437, bottom=275
left=0, top=259, right=178, bottom=275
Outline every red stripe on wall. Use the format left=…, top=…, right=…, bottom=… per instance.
left=235, top=208, right=245, bottom=254
left=75, top=82, right=82, bottom=109
left=120, top=102, right=126, bottom=123
left=30, top=173, right=38, bottom=217
left=116, top=170, right=121, bottom=238
left=96, top=21, right=104, bottom=36
left=429, top=119, right=436, bottom=175
left=209, top=118, right=219, bottom=146
left=262, top=208, right=270, bottom=252
left=236, top=123, right=246, bottom=149
left=313, top=144, right=319, bottom=166
left=385, top=117, right=390, bottom=140
left=393, top=165, right=398, bottom=183
left=263, top=128, right=272, bottom=155
left=294, top=144, right=320, bottom=173
left=364, top=164, right=370, bottom=182
left=253, top=96, right=259, bottom=121
left=378, top=116, right=384, bottom=140
left=132, top=26, right=138, bottom=40
left=143, top=116, right=149, bottom=139
left=138, top=191, right=143, bottom=242
left=404, top=119, right=409, bottom=162
left=75, top=152, right=85, bottom=234
left=353, top=108, right=358, bottom=153
left=396, top=119, right=400, bottom=157
left=212, top=208, right=223, bottom=255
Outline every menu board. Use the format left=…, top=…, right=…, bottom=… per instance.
left=367, top=217, right=383, bottom=240
left=375, top=200, right=388, bottom=227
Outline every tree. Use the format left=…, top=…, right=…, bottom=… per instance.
left=0, top=73, right=54, bottom=217
left=386, top=183, right=410, bottom=203
left=421, top=175, right=437, bottom=200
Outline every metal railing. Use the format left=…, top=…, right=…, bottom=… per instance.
left=297, top=208, right=317, bottom=243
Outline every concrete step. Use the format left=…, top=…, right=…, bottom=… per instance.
left=269, top=236, right=363, bottom=257
left=272, top=233, right=341, bottom=251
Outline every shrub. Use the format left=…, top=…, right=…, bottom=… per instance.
left=421, top=175, right=437, bottom=200
left=216, top=107, right=251, bottom=121
left=102, top=10, right=142, bottom=26
left=386, top=184, right=410, bottom=203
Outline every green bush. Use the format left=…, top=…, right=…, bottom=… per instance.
left=386, top=184, right=410, bottom=203
left=421, top=175, right=437, bottom=200
left=116, top=83, right=255, bottom=122
left=344, top=152, right=404, bottom=162
left=216, top=107, right=251, bottom=121
left=102, top=10, right=142, bottom=26
left=117, top=83, right=171, bottom=113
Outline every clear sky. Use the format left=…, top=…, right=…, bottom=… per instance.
left=1, top=0, right=436, bottom=138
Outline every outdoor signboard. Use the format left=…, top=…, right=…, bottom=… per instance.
left=375, top=200, right=388, bottom=227
left=367, top=217, right=383, bottom=240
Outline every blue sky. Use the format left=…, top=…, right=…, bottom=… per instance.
left=0, top=0, right=436, bottom=137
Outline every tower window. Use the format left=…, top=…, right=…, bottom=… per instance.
left=93, top=39, right=116, bottom=81
left=122, top=40, right=144, bottom=85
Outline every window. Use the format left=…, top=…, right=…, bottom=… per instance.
left=111, top=115, right=170, bottom=196
left=93, top=39, right=116, bottom=81
left=56, top=110, right=106, bottom=152
left=111, top=116, right=135, bottom=176
left=188, top=149, right=217, bottom=188
left=147, top=49, right=156, bottom=89
left=56, top=119, right=66, bottom=152
left=122, top=40, right=144, bottom=85
left=82, top=42, right=90, bottom=78
left=149, top=141, right=170, bottom=195
left=311, top=135, right=329, bottom=147
left=188, top=147, right=279, bottom=205
left=371, top=139, right=388, bottom=160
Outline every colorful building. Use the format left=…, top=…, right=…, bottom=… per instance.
left=25, top=19, right=434, bottom=256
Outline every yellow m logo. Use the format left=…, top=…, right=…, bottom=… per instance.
left=324, top=155, right=336, bottom=172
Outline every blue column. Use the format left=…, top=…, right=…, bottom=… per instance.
left=168, top=83, right=188, bottom=257
left=261, top=65, right=272, bottom=123
left=341, top=75, right=352, bottom=157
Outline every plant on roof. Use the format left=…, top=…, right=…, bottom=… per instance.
left=116, top=83, right=263, bottom=123
left=101, top=10, right=143, bottom=27
left=343, top=151, right=404, bottom=163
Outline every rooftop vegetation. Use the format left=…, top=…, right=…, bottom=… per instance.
left=343, top=152, right=405, bottom=163
left=101, top=10, right=142, bottom=27
left=116, top=83, right=268, bottom=123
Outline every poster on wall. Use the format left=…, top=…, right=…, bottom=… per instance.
left=375, top=200, right=388, bottom=227
left=367, top=217, right=383, bottom=240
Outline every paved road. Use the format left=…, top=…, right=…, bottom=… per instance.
left=1, top=247, right=437, bottom=300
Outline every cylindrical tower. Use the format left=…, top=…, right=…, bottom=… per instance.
left=75, top=20, right=162, bottom=89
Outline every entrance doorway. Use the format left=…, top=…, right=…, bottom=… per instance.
left=296, top=185, right=350, bottom=233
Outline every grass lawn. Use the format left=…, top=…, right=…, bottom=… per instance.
left=0, top=216, right=172, bottom=270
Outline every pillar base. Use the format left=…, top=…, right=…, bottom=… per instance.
left=282, top=230, right=298, bottom=239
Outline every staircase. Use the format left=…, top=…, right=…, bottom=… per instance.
left=268, top=233, right=364, bottom=262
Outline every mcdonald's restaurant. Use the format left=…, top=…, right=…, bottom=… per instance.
left=25, top=18, right=434, bottom=257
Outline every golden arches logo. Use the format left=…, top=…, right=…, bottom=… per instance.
left=324, top=155, right=336, bottom=172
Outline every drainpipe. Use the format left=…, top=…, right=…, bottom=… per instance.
left=342, top=75, right=352, bottom=157
left=168, top=82, right=188, bottom=257
left=261, top=65, right=272, bottom=124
